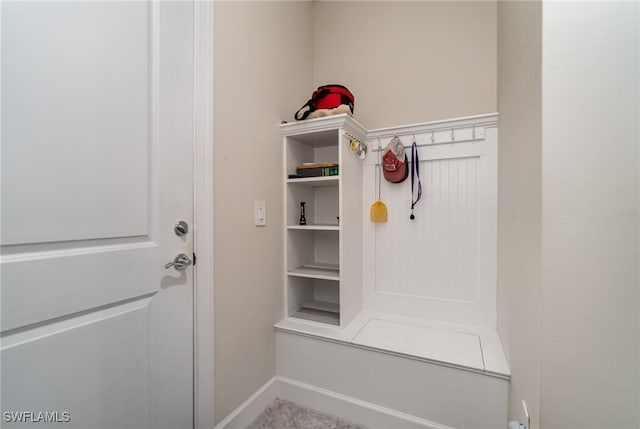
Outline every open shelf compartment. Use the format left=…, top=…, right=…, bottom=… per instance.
left=285, top=131, right=339, bottom=176
left=287, top=229, right=339, bottom=277
left=287, top=276, right=340, bottom=326
left=286, top=180, right=339, bottom=228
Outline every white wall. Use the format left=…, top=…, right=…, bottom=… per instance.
left=496, top=2, right=542, bottom=427
left=540, top=3, right=639, bottom=428
left=312, top=1, right=497, bottom=129
left=213, top=1, right=312, bottom=422
left=498, top=2, right=640, bottom=427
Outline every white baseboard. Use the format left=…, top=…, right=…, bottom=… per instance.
left=213, top=377, right=279, bottom=429
left=214, top=375, right=453, bottom=429
left=276, top=376, right=454, bottom=429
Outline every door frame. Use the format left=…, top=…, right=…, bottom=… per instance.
left=194, top=2, right=215, bottom=428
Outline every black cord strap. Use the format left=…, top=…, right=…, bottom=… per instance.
left=410, top=141, right=422, bottom=220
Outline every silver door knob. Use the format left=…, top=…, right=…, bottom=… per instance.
left=165, top=253, right=192, bottom=271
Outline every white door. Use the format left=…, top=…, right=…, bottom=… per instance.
left=1, top=2, right=195, bottom=428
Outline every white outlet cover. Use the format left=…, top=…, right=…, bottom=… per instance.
left=522, top=400, right=530, bottom=429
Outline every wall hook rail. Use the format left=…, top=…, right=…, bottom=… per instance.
left=363, top=114, right=497, bottom=153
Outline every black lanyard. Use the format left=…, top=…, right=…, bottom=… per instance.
left=410, top=141, right=422, bottom=220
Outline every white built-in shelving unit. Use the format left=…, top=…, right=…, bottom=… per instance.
left=281, top=114, right=367, bottom=327
left=273, top=113, right=509, bottom=429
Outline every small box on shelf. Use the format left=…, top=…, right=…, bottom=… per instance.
left=295, top=163, right=339, bottom=178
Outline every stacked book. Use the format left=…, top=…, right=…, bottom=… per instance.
left=294, top=163, right=339, bottom=178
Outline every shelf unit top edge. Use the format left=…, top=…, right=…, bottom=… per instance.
left=280, top=114, right=367, bottom=137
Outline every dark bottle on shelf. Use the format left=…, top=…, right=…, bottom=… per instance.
left=299, top=202, right=307, bottom=225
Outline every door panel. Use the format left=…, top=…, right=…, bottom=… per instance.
left=2, top=300, right=150, bottom=428
left=1, top=242, right=157, bottom=331
left=1, top=1, right=150, bottom=245
left=1, top=2, right=194, bottom=428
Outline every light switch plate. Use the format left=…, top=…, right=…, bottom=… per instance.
left=255, top=201, right=266, bottom=226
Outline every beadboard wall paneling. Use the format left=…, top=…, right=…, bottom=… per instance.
left=374, top=156, right=480, bottom=303
left=362, top=115, right=498, bottom=327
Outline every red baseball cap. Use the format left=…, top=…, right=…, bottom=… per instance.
left=382, top=136, right=408, bottom=183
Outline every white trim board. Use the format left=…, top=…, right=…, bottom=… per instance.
left=365, top=112, right=498, bottom=144
left=193, top=1, right=215, bottom=427
left=213, top=376, right=454, bottom=429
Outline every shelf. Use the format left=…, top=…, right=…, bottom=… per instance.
left=291, top=300, right=340, bottom=326
left=286, top=176, right=339, bottom=186
left=288, top=265, right=339, bottom=281
left=302, top=300, right=340, bottom=313
left=287, top=224, right=339, bottom=231
left=282, top=113, right=365, bottom=329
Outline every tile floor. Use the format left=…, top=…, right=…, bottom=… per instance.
left=247, top=398, right=367, bottom=429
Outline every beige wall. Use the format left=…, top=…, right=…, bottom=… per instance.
left=540, top=2, right=639, bottom=428
left=213, top=1, right=312, bottom=422
left=213, top=1, right=498, bottom=422
left=496, top=1, right=542, bottom=428
left=214, top=2, right=639, bottom=427
left=215, top=2, right=639, bottom=427
left=312, top=1, right=497, bottom=129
